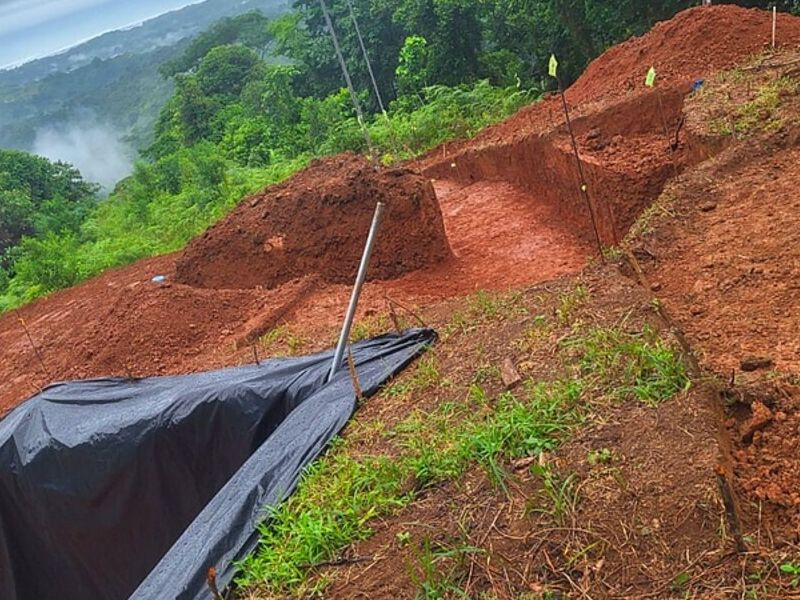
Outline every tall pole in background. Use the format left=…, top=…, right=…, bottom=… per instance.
left=318, top=0, right=375, bottom=159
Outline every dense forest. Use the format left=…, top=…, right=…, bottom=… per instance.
left=1, top=0, right=798, bottom=311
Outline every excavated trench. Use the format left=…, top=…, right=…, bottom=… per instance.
left=424, top=86, right=721, bottom=249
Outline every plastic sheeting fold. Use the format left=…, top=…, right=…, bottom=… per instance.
left=0, top=328, right=435, bottom=599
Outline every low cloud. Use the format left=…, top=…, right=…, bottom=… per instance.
left=33, top=121, right=133, bottom=190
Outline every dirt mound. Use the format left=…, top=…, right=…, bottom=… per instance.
left=570, top=5, right=800, bottom=105
left=175, top=153, right=451, bottom=290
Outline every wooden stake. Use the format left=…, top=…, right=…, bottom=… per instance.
left=715, top=465, right=747, bottom=554
left=773, top=6, right=778, bottom=49
left=346, top=348, right=363, bottom=402
left=206, top=567, right=223, bottom=600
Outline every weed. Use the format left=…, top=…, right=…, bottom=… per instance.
left=707, top=72, right=798, bottom=137
left=626, top=194, right=676, bottom=240
left=259, top=324, right=306, bottom=356
left=514, top=314, right=550, bottom=353
left=384, top=354, right=444, bottom=398
left=409, top=537, right=482, bottom=600
left=780, top=562, right=800, bottom=587
left=472, top=363, right=501, bottom=385
left=562, top=325, right=689, bottom=406
left=351, top=314, right=391, bottom=342
left=445, top=290, right=527, bottom=336
left=587, top=447, right=614, bottom=465
left=528, top=464, right=580, bottom=526
left=671, top=571, right=691, bottom=595
left=555, top=285, right=589, bottom=325
left=602, top=246, right=624, bottom=262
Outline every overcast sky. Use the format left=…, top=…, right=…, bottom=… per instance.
left=0, top=0, right=198, bottom=69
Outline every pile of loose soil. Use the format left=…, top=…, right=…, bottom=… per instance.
left=569, top=5, right=800, bottom=105
left=175, top=153, right=451, bottom=290
left=725, top=383, right=800, bottom=544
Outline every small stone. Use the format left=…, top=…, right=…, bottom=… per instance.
left=690, top=305, right=705, bottom=316
left=699, top=201, right=717, bottom=212
left=650, top=281, right=662, bottom=292
left=500, top=358, right=522, bottom=390
left=740, top=400, right=774, bottom=442
left=740, top=356, right=774, bottom=372
left=586, top=127, right=602, bottom=140
left=775, top=411, right=788, bottom=423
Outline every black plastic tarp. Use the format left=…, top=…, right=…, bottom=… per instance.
left=0, top=328, right=435, bottom=600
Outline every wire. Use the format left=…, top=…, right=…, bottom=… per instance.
left=343, top=0, right=404, bottom=161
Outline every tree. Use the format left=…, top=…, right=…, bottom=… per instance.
left=395, top=35, right=429, bottom=95
left=0, top=189, right=35, bottom=255
left=160, top=11, right=275, bottom=77
left=196, top=45, right=265, bottom=98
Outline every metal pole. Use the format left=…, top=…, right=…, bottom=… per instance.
left=328, top=202, right=386, bottom=382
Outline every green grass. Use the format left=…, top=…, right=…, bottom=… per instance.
left=708, top=75, right=798, bottom=137
left=409, top=536, right=483, bottom=600
left=236, top=311, right=690, bottom=596
left=562, top=325, right=690, bottom=406
left=258, top=324, right=307, bottom=356
left=444, top=290, right=527, bottom=337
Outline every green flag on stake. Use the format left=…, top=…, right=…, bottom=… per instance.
left=645, top=66, right=657, bottom=88
left=549, top=54, right=558, bottom=78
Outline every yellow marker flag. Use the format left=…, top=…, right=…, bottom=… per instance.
left=549, top=54, right=558, bottom=78
left=645, top=66, right=657, bottom=88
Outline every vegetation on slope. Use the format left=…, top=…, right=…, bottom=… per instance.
left=236, top=285, right=690, bottom=596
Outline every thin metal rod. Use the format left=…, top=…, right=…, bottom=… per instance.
left=318, top=0, right=375, bottom=156
left=328, top=202, right=385, bottom=382
left=344, top=0, right=402, bottom=160
left=557, top=80, right=605, bottom=258
left=14, top=308, right=50, bottom=381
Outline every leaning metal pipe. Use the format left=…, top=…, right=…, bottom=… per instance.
left=328, top=202, right=386, bottom=382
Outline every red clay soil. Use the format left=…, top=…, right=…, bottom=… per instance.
left=426, top=86, right=693, bottom=247
left=2, top=5, right=799, bottom=424
left=638, top=131, right=800, bottom=375
left=0, top=168, right=590, bottom=412
left=725, top=383, right=800, bottom=545
left=568, top=5, right=800, bottom=105
left=175, top=153, right=451, bottom=290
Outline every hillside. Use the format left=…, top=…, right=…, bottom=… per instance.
left=3, top=3, right=800, bottom=599
left=0, top=0, right=290, bottom=154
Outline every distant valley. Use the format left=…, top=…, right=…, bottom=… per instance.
left=0, top=0, right=289, bottom=186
